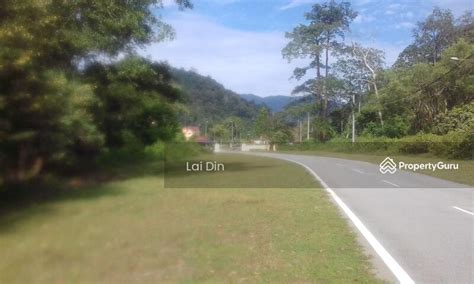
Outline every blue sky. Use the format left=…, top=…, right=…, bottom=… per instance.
left=141, top=0, right=472, bottom=97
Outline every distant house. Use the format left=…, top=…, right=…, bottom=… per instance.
left=182, top=126, right=210, bottom=144
left=182, top=126, right=201, bottom=141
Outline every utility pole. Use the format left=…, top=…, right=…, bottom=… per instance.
left=231, top=121, right=235, bottom=143
left=352, top=94, right=356, bottom=143
left=299, top=120, right=302, bottom=142
left=205, top=121, right=208, bottom=137
left=306, top=112, right=310, bottom=141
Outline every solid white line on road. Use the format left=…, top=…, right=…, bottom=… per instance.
left=276, top=157, right=415, bottom=284
left=352, top=168, right=365, bottom=174
left=336, top=163, right=345, bottom=167
left=382, top=180, right=400, bottom=187
left=453, top=206, right=474, bottom=216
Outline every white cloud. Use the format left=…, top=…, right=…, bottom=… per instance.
left=387, top=3, right=403, bottom=10
left=354, top=14, right=376, bottom=23
left=279, top=0, right=377, bottom=11
left=384, top=3, right=405, bottom=15
left=279, top=0, right=314, bottom=11
left=355, top=0, right=374, bottom=5
left=395, top=22, right=415, bottom=29
left=162, top=0, right=240, bottom=8
left=140, top=13, right=309, bottom=97
left=404, top=11, right=414, bottom=19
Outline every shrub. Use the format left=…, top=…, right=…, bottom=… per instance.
left=398, top=133, right=442, bottom=154
left=430, top=130, right=473, bottom=159
left=433, top=102, right=474, bottom=135
left=312, top=118, right=336, bottom=142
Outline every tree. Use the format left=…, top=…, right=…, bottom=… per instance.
left=415, top=7, right=455, bottom=65
left=283, top=0, right=357, bottom=118
left=380, top=39, right=474, bottom=133
left=348, top=43, right=385, bottom=125
left=455, top=10, right=473, bottom=41
left=209, top=124, right=229, bottom=143
left=0, top=0, right=192, bottom=183
left=254, top=108, right=272, bottom=140
left=84, top=56, right=181, bottom=147
left=222, top=116, right=244, bottom=142
left=394, top=7, right=455, bottom=67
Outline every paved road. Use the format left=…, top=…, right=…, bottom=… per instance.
left=243, top=152, right=473, bottom=284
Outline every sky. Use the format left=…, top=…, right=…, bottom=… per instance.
left=140, top=0, right=472, bottom=97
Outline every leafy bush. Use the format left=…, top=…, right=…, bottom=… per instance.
left=144, top=141, right=166, bottom=160
left=398, top=133, right=442, bottom=154
left=362, top=117, right=409, bottom=138
left=430, top=131, right=473, bottom=159
left=433, top=102, right=474, bottom=135
left=281, top=131, right=472, bottom=160
left=312, top=117, right=336, bottom=142
left=271, top=130, right=292, bottom=144
left=164, top=135, right=204, bottom=162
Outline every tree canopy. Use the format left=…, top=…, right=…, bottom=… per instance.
left=0, top=0, right=192, bottom=184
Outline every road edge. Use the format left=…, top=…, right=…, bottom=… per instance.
left=274, top=156, right=415, bottom=284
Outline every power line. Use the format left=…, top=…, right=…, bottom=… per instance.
left=381, top=53, right=473, bottom=106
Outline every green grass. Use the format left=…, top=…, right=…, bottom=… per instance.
left=165, top=153, right=317, bottom=188
left=0, top=154, right=381, bottom=283
left=279, top=150, right=474, bottom=186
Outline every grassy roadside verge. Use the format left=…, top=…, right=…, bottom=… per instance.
left=278, top=150, right=474, bottom=186
left=0, top=154, right=381, bottom=283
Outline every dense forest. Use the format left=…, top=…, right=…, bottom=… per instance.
left=171, top=68, right=260, bottom=126
left=273, top=2, right=473, bottom=158
left=0, top=1, right=194, bottom=187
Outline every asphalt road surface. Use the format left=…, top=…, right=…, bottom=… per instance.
left=242, top=152, right=473, bottom=284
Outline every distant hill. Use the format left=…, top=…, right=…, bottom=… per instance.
left=239, top=94, right=298, bottom=112
left=284, top=95, right=345, bottom=114
left=171, top=68, right=261, bottom=126
left=284, top=95, right=316, bottom=109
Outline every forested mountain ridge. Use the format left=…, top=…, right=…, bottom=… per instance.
left=171, top=68, right=261, bottom=126
left=239, top=94, right=298, bottom=112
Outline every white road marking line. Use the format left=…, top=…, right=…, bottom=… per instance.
left=336, top=163, right=345, bottom=167
left=352, top=168, right=365, bottom=174
left=275, top=157, right=415, bottom=284
left=453, top=206, right=474, bottom=216
left=382, top=180, right=400, bottom=187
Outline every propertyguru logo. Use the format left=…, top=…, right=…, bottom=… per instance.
left=379, top=157, right=459, bottom=174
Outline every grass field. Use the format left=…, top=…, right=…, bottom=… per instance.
left=0, top=154, right=381, bottom=283
left=279, top=150, right=474, bottom=186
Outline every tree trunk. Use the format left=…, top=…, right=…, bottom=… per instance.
left=352, top=94, right=356, bottom=143
left=316, top=55, right=321, bottom=79
left=323, top=38, right=329, bottom=118
left=372, top=80, right=384, bottom=127
left=307, top=112, right=310, bottom=141
left=7, top=144, right=44, bottom=184
left=358, top=95, right=361, bottom=113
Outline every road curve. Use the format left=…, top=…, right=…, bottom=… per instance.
left=241, top=152, right=473, bottom=284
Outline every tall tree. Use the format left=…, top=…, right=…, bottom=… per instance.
left=84, top=56, right=181, bottom=147
left=394, top=7, right=455, bottom=67
left=455, top=10, right=473, bottom=42
left=414, top=7, right=455, bottom=64
left=254, top=108, right=272, bottom=140
left=283, top=0, right=356, bottom=118
left=349, top=43, right=385, bottom=125
left=0, top=0, right=192, bottom=183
